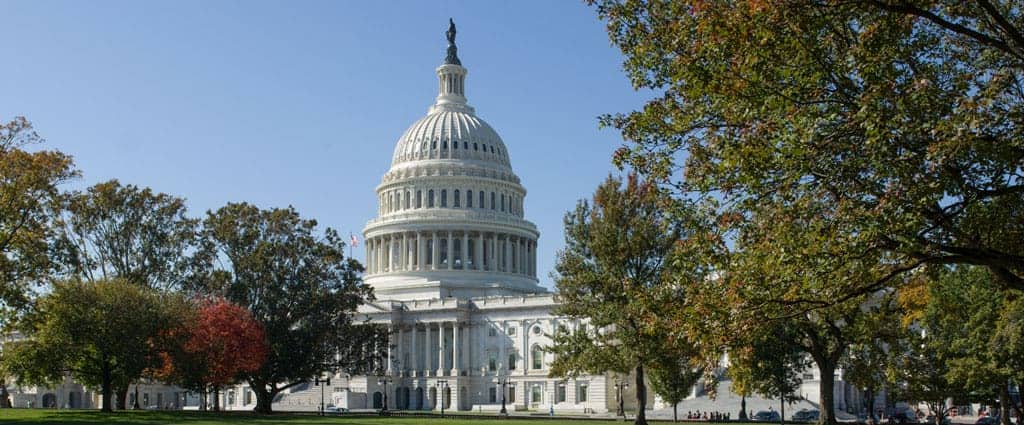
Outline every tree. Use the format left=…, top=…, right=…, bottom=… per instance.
left=588, top=0, right=1024, bottom=305
left=728, top=322, right=809, bottom=425
left=899, top=266, right=1024, bottom=425
left=0, top=278, right=180, bottom=412
left=0, top=117, right=77, bottom=314
left=190, top=203, right=371, bottom=414
left=154, top=297, right=268, bottom=411
left=57, top=179, right=199, bottom=290
left=548, top=174, right=703, bottom=425
left=649, top=350, right=703, bottom=423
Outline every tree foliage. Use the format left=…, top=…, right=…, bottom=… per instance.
left=1, top=278, right=182, bottom=412
left=589, top=0, right=1024, bottom=303
left=549, top=174, right=703, bottom=425
left=190, top=203, right=371, bottom=414
left=0, top=117, right=77, bottom=313
left=155, top=297, right=268, bottom=396
left=56, top=180, right=199, bottom=290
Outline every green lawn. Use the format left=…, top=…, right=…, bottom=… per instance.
left=0, top=409, right=622, bottom=425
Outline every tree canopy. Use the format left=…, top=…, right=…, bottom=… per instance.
left=190, top=202, right=371, bottom=414
left=0, top=117, right=77, bottom=314
left=1, top=278, right=182, bottom=412
left=590, top=0, right=1024, bottom=303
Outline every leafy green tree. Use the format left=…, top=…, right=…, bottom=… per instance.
left=191, top=203, right=371, bottom=414
left=0, top=117, right=77, bottom=314
left=548, top=174, right=702, bottom=425
left=57, top=179, right=199, bottom=290
left=588, top=0, right=1024, bottom=304
left=0, top=278, right=182, bottom=412
left=649, top=351, right=703, bottom=423
left=728, top=321, right=809, bottom=425
left=901, top=266, right=1023, bottom=425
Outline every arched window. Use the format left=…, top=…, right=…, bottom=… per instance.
left=474, top=143, right=478, bottom=151
left=463, top=141, right=468, bottom=149
left=501, top=194, right=505, bottom=212
left=453, top=190, right=460, bottom=207
left=453, top=139, right=458, bottom=149
left=531, top=345, right=544, bottom=370
left=491, top=192, right=496, bottom=210
left=467, top=190, right=473, bottom=208
left=479, top=191, right=485, bottom=209
left=428, top=190, right=435, bottom=208
left=441, top=189, right=448, bottom=207
left=405, top=191, right=410, bottom=209
left=416, top=190, right=422, bottom=208
left=431, top=140, right=437, bottom=149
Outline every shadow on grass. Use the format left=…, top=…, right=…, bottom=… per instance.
left=0, top=410, right=352, bottom=425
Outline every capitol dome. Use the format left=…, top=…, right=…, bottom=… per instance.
left=363, top=24, right=542, bottom=301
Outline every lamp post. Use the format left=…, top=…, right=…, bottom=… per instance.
left=614, top=379, right=629, bottom=418
left=314, top=375, right=331, bottom=416
left=497, top=363, right=509, bottom=415
left=378, top=376, right=391, bottom=413
left=436, top=380, right=448, bottom=418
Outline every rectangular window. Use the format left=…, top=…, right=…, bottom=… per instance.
left=508, top=385, right=516, bottom=403
left=488, top=326, right=497, bottom=337
left=531, top=385, right=542, bottom=403
left=556, top=383, right=566, bottom=403
left=489, top=352, right=497, bottom=371
left=489, top=387, right=497, bottom=403
left=803, top=373, right=815, bottom=380
left=508, top=353, right=517, bottom=370
left=578, top=383, right=588, bottom=403
left=508, top=327, right=516, bottom=336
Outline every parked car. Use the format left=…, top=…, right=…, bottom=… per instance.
left=793, top=409, right=821, bottom=422
left=975, top=417, right=999, bottom=425
left=324, top=406, right=349, bottom=414
left=754, top=411, right=782, bottom=422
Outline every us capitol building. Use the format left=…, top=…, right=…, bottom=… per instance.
left=334, top=21, right=610, bottom=414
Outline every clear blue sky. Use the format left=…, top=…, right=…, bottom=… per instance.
left=2, top=1, right=647, bottom=290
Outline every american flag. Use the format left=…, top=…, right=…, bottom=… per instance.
left=350, top=233, right=359, bottom=247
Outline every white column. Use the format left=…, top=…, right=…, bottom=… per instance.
left=399, top=233, right=406, bottom=271
left=498, top=321, right=506, bottom=372
left=365, top=239, right=372, bottom=275
left=452, top=323, right=461, bottom=374
left=447, top=231, right=454, bottom=271
left=426, top=324, right=434, bottom=374
left=520, top=239, right=526, bottom=275
left=386, top=328, right=394, bottom=375
left=476, top=233, right=484, bottom=271
left=432, top=232, right=440, bottom=270
left=411, top=325, right=419, bottom=376
left=461, top=232, right=468, bottom=270
left=436, top=322, right=445, bottom=376
left=417, top=232, right=425, bottom=271
left=504, top=235, right=510, bottom=273
left=490, top=234, right=497, bottom=272
left=396, top=327, right=404, bottom=375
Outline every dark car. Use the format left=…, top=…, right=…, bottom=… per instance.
left=754, top=411, right=782, bottom=422
left=975, top=417, right=999, bottom=425
left=793, top=409, right=821, bottom=422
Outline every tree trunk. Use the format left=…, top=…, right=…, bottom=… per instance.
left=100, top=371, right=113, bottom=412
left=0, top=379, right=10, bottom=408
left=817, top=360, right=838, bottom=425
left=635, top=364, right=648, bottom=425
left=741, top=395, right=749, bottom=420
left=116, top=386, right=129, bottom=411
left=133, top=385, right=140, bottom=409
left=254, top=386, right=275, bottom=414
left=781, top=396, right=786, bottom=425
left=866, top=388, right=876, bottom=424
left=1001, top=384, right=1012, bottom=425
left=674, top=402, right=678, bottom=422
left=213, top=386, right=220, bottom=411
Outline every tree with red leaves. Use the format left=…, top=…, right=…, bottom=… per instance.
left=155, top=298, right=267, bottom=410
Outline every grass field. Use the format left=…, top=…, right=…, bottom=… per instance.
left=0, top=409, right=624, bottom=425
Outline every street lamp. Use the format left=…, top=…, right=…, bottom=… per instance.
left=436, top=380, right=449, bottom=418
left=314, top=374, right=332, bottom=416
left=614, top=379, right=630, bottom=418
left=377, top=376, right=392, bottom=413
left=497, top=362, right=509, bottom=415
